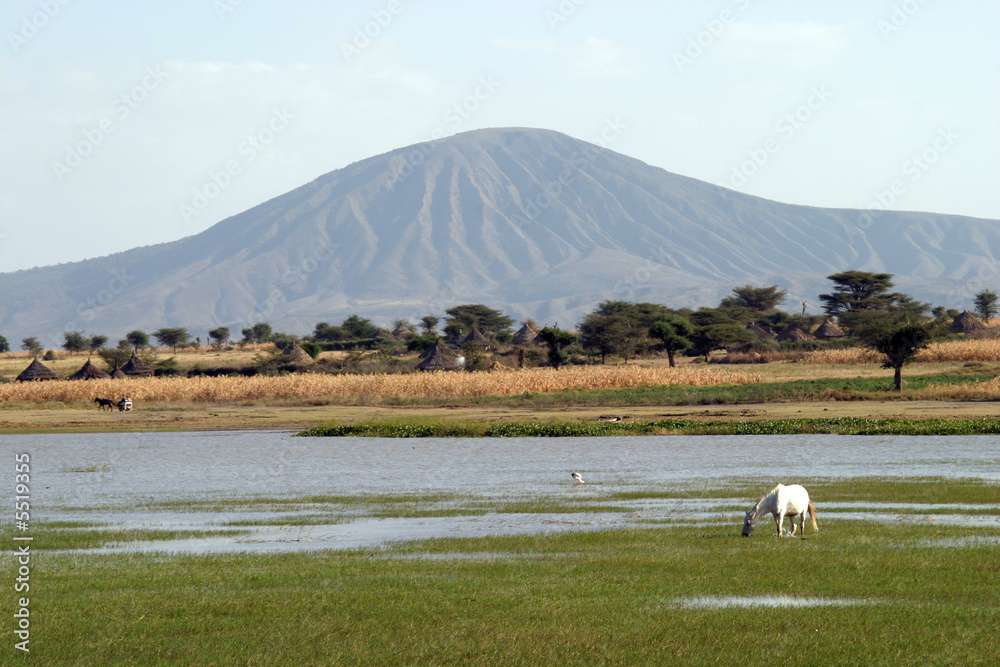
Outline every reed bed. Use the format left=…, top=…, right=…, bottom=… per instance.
left=0, top=365, right=761, bottom=404
left=806, top=338, right=1000, bottom=364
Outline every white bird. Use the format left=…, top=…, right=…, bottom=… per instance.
left=571, top=472, right=585, bottom=484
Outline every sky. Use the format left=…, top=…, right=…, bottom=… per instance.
left=1, top=0, right=998, bottom=273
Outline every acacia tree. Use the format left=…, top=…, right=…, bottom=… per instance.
left=208, top=327, right=230, bottom=348
left=62, top=331, right=89, bottom=354
left=88, top=335, right=107, bottom=355
left=125, top=330, right=150, bottom=350
left=819, top=271, right=896, bottom=315
left=974, top=290, right=998, bottom=322
left=537, top=326, right=576, bottom=369
left=579, top=313, right=631, bottom=363
left=153, top=327, right=190, bottom=352
left=444, top=304, right=513, bottom=341
left=862, top=323, right=931, bottom=391
left=21, top=337, right=43, bottom=357
left=720, top=285, right=787, bottom=313
left=649, top=315, right=695, bottom=368
left=420, top=315, right=439, bottom=336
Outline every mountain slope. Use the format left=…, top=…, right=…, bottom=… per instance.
left=2, top=127, right=998, bottom=342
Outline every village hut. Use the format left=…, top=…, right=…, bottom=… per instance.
left=814, top=318, right=846, bottom=339
left=952, top=311, right=987, bottom=333
left=746, top=322, right=775, bottom=339
left=778, top=324, right=815, bottom=342
left=110, top=365, right=128, bottom=379
left=68, top=358, right=111, bottom=381
left=512, top=323, right=540, bottom=345
left=16, top=358, right=59, bottom=382
left=121, top=350, right=155, bottom=377
left=461, top=327, right=492, bottom=349
left=391, top=321, right=416, bottom=340
left=284, top=343, right=315, bottom=365
left=416, top=341, right=463, bottom=371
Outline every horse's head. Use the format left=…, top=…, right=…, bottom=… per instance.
left=741, top=509, right=754, bottom=537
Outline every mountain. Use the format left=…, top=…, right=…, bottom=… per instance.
left=3, top=127, right=1000, bottom=343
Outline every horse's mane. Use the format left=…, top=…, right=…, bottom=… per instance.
left=749, top=485, right=783, bottom=517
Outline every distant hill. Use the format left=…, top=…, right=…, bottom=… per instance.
left=3, top=127, right=998, bottom=343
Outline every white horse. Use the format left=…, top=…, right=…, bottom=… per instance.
left=742, top=483, right=818, bottom=538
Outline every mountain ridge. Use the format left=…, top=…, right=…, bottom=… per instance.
left=2, top=127, right=998, bottom=343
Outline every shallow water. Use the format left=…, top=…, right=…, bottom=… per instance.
left=2, top=431, right=998, bottom=554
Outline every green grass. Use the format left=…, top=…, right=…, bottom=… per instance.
left=301, top=416, right=1000, bottom=437
left=609, top=477, right=1000, bottom=505
left=0, top=525, right=246, bottom=550
left=13, top=521, right=999, bottom=665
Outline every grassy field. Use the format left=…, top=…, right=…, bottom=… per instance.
left=7, top=477, right=999, bottom=665
left=3, top=345, right=1000, bottom=434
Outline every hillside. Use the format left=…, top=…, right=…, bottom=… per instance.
left=2, top=127, right=998, bottom=343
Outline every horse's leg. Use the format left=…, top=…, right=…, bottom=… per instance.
left=775, top=512, right=784, bottom=537
left=799, top=513, right=806, bottom=539
left=788, top=516, right=797, bottom=537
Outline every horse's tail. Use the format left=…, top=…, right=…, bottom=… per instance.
left=808, top=500, right=818, bottom=532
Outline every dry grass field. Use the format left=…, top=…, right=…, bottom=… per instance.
left=0, top=365, right=760, bottom=404
left=807, top=338, right=1000, bottom=364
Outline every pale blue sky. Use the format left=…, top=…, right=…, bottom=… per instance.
left=2, top=1, right=997, bottom=272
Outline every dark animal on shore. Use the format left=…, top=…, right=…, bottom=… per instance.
left=94, top=397, right=115, bottom=411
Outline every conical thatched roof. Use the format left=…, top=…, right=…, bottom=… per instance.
left=512, top=323, right=539, bottom=345
left=68, top=358, right=111, bottom=381
left=121, top=350, right=154, bottom=376
left=16, top=358, right=58, bottom=382
left=284, top=343, right=315, bottom=365
left=814, top=318, right=846, bottom=339
left=110, top=366, right=128, bottom=379
left=747, top=322, right=775, bottom=339
left=952, top=311, right=987, bottom=333
left=391, top=322, right=416, bottom=339
left=416, top=341, right=462, bottom=371
left=461, top=327, right=491, bottom=348
left=778, top=324, right=815, bottom=342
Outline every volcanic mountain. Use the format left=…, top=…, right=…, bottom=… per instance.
left=3, top=127, right=999, bottom=342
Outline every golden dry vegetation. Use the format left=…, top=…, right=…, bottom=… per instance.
left=806, top=338, right=1000, bottom=364
left=0, top=365, right=760, bottom=405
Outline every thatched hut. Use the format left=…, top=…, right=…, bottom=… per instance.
left=284, top=343, right=315, bottom=365
left=68, top=358, right=111, bottom=381
left=814, top=318, right=846, bottom=339
left=121, top=350, right=154, bottom=377
left=16, top=358, right=58, bottom=382
left=778, top=324, right=815, bottom=342
left=512, top=323, right=539, bottom=345
left=747, top=322, right=775, bottom=339
left=110, top=365, right=128, bottom=379
left=461, top=327, right=492, bottom=349
left=416, top=341, right=463, bottom=371
left=952, top=311, right=987, bottom=333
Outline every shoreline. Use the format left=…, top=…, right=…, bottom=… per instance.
left=4, top=399, right=1000, bottom=435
